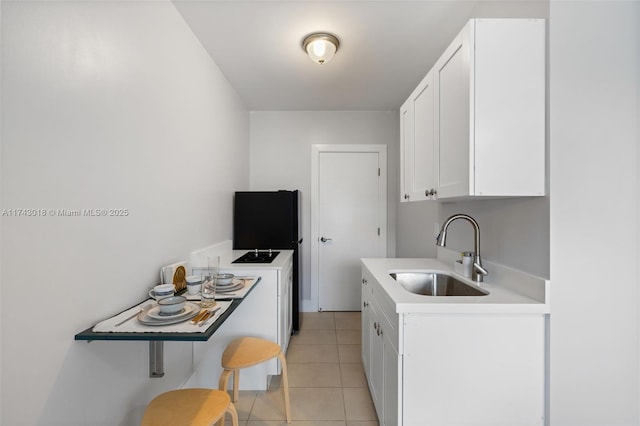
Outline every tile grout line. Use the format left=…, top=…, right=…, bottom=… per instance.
left=338, top=318, right=350, bottom=424
left=246, top=312, right=368, bottom=424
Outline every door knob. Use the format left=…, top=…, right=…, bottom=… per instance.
left=320, top=237, right=332, bottom=243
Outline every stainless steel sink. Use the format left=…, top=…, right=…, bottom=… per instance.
left=390, top=272, right=489, bottom=296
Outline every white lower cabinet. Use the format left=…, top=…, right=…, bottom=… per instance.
left=362, top=268, right=401, bottom=425
left=361, top=274, right=372, bottom=375
left=362, top=266, right=546, bottom=425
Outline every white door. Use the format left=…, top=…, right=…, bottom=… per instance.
left=312, top=145, right=386, bottom=311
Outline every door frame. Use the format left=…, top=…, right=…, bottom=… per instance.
left=310, top=144, right=387, bottom=312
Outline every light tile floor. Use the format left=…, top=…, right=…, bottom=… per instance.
left=229, top=311, right=379, bottom=426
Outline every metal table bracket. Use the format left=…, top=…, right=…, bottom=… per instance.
left=149, top=341, right=164, bottom=378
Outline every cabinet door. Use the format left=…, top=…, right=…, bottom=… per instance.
left=361, top=273, right=372, bottom=375
left=435, top=23, right=472, bottom=198
left=362, top=270, right=404, bottom=426
left=382, top=333, right=400, bottom=426
left=278, top=262, right=293, bottom=356
left=400, top=72, right=437, bottom=202
left=411, top=70, right=437, bottom=200
left=284, top=265, right=292, bottom=347
left=399, top=101, right=413, bottom=202
left=368, top=299, right=384, bottom=420
left=473, top=19, right=546, bottom=196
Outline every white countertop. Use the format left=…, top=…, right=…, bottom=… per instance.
left=362, top=255, right=550, bottom=314
left=192, top=248, right=293, bottom=271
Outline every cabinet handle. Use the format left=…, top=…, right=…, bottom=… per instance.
left=363, top=301, right=368, bottom=308
left=404, top=194, right=409, bottom=200
left=428, top=188, right=437, bottom=197
left=362, top=278, right=367, bottom=285
left=373, top=321, right=383, bottom=337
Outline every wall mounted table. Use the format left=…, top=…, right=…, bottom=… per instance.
left=74, top=277, right=261, bottom=377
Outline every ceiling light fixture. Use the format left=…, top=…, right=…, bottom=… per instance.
left=302, top=33, right=340, bottom=65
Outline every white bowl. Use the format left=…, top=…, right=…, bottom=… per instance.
left=186, top=275, right=203, bottom=285
left=186, top=282, right=201, bottom=295
left=216, top=273, right=234, bottom=285
left=157, top=296, right=187, bottom=314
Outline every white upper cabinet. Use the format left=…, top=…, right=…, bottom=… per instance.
left=401, top=18, right=546, bottom=201
left=400, top=69, right=437, bottom=202
left=436, top=18, right=546, bottom=198
left=434, top=24, right=472, bottom=198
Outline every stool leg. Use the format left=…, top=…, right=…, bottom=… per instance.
left=232, top=369, right=239, bottom=402
left=277, top=351, right=291, bottom=423
left=226, top=401, right=239, bottom=426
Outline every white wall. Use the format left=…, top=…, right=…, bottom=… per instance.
left=396, top=200, right=439, bottom=258
left=549, top=1, right=640, bottom=424
left=249, top=111, right=397, bottom=311
left=1, top=1, right=248, bottom=425
left=438, top=198, right=550, bottom=277
left=397, top=197, right=550, bottom=277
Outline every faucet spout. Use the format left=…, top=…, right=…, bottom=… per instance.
left=436, top=214, right=488, bottom=283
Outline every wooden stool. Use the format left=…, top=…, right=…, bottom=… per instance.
left=218, top=337, right=291, bottom=423
left=142, top=388, right=238, bottom=426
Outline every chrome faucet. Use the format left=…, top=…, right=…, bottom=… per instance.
left=436, top=214, right=489, bottom=282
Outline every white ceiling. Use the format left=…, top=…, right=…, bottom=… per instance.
left=172, top=1, right=548, bottom=111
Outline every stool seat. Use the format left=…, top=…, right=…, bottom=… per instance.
left=222, top=337, right=281, bottom=369
left=219, top=337, right=291, bottom=425
left=142, top=389, right=238, bottom=426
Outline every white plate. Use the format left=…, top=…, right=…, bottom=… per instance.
left=216, top=278, right=244, bottom=288
left=137, top=304, right=200, bottom=326
left=216, top=281, right=245, bottom=293
left=145, top=302, right=198, bottom=321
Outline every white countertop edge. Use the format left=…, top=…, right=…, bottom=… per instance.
left=398, top=304, right=550, bottom=314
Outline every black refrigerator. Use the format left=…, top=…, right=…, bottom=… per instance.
left=233, top=190, right=302, bottom=332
